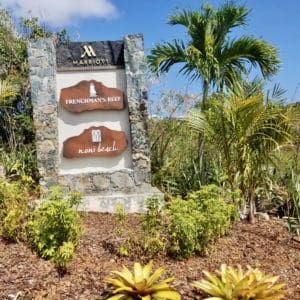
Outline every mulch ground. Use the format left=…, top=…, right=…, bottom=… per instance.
left=0, top=213, right=300, bottom=299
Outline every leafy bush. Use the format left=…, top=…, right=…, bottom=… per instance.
left=27, top=186, right=82, bottom=268
left=165, top=197, right=202, bottom=257
left=192, top=264, right=287, bottom=300
left=116, top=185, right=238, bottom=259
left=0, top=177, right=34, bottom=241
left=165, top=185, right=238, bottom=257
left=105, top=261, right=181, bottom=300
left=54, top=241, right=75, bottom=269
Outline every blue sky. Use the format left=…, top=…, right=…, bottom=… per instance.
left=3, top=0, right=300, bottom=102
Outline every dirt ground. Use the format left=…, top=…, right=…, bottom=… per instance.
left=0, top=213, right=300, bottom=299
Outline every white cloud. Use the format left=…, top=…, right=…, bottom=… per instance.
left=1, top=0, right=118, bottom=27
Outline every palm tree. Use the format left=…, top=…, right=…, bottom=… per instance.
left=147, top=2, right=280, bottom=111
left=188, top=92, right=295, bottom=222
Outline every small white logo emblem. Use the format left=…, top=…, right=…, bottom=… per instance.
left=89, top=83, right=97, bottom=97
left=92, top=129, right=101, bottom=143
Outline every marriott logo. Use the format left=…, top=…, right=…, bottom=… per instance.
left=81, top=45, right=96, bottom=58
left=73, top=44, right=110, bottom=67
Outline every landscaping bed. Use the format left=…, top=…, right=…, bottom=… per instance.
left=0, top=213, right=299, bottom=299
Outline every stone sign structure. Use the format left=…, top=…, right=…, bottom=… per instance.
left=27, top=35, right=160, bottom=212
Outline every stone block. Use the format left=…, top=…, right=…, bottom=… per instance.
left=80, top=189, right=163, bottom=213
left=111, top=172, right=134, bottom=189
left=42, top=105, right=55, bottom=114
left=93, top=175, right=111, bottom=190
left=38, top=140, right=55, bottom=152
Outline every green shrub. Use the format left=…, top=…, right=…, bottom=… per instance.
left=165, top=185, right=238, bottom=258
left=165, top=197, right=203, bottom=257
left=27, top=186, right=82, bottom=268
left=115, top=185, right=238, bottom=259
left=54, top=241, right=75, bottom=269
left=0, top=177, right=33, bottom=241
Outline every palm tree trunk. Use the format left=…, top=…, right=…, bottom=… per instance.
left=201, top=80, right=209, bottom=111
left=196, top=80, right=210, bottom=182
left=248, top=184, right=256, bottom=224
left=197, top=80, right=209, bottom=164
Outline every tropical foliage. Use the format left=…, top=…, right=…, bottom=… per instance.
left=188, top=92, right=295, bottom=221
left=147, top=2, right=284, bottom=209
left=192, top=264, right=287, bottom=300
left=105, top=261, right=181, bottom=300
left=147, top=2, right=280, bottom=109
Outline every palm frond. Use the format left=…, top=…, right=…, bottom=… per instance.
left=268, top=84, right=286, bottom=103
left=168, top=9, right=193, bottom=27
left=229, top=76, right=265, bottom=98
left=216, top=2, right=249, bottom=28
left=214, top=2, right=249, bottom=45
left=187, top=109, right=207, bottom=133
left=220, top=36, right=280, bottom=79
left=147, top=39, right=187, bottom=75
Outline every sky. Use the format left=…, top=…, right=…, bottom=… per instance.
left=2, top=0, right=300, bottom=103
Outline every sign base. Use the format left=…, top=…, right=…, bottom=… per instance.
left=78, top=188, right=163, bottom=213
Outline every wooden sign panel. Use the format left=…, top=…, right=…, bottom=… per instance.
left=59, top=80, right=125, bottom=113
left=63, top=126, right=128, bottom=158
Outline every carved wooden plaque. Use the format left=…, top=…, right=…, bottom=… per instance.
left=63, top=126, right=128, bottom=158
left=59, top=80, right=125, bottom=113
